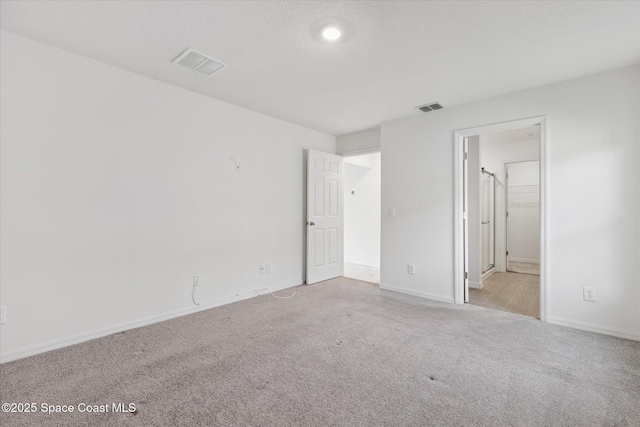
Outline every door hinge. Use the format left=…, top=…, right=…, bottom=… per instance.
left=464, top=272, right=468, bottom=280
left=506, top=211, right=509, bottom=217
left=464, top=152, right=468, bottom=160
left=506, top=251, right=509, bottom=256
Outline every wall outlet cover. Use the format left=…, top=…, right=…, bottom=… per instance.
left=583, top=286, right=596, bottom=302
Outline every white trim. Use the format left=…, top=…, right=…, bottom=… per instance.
left=0, top=282, right=299, bottom=364
left=454, top=116, right=548, bottom=323
left=453, top=134, right=464, bottom=305
left=380, top=284, right=455, bottom=304
left=508, top=257, right=540, bottom=264
left=343, top=260, right=380, bottom=268
left=547, top=316, right=640, bottom=342
left=538, top=118, right=548, bottom=322
left=463, top=137, right=470, bottom=303
left=481, top=267, right=496, bottom=282
left=341, top=147, right=381, bottom=157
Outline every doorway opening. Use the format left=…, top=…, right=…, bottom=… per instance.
left=505, top=160, right=540, bottom=276
left=470, top=131, right=541, bottom=318
left=343, top=152, right=381, bottom=284
left=454, top=117, right=547, bottom=321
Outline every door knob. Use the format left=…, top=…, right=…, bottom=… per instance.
left=309, top=222, right=315, bottom=226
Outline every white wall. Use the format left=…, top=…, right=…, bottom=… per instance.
left=480, top=138, right=540, bottom=272
left=344, top=153, right=381, bottom=267
left=381, top=65, right=640, bottom=340
left=0, top=31, right=335, bottom=361
left=336, top=128, right=381, bottom=156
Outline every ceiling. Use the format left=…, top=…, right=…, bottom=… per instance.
left=1, top=1, right=638, bottom=136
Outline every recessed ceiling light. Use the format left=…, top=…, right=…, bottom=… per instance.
left=322, top=26, right=342, bottom=41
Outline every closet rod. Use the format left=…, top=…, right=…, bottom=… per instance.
left=481, top=167, right=495, bottom=177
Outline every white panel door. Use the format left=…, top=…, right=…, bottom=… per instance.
left=506, top=161, right=540, bottom=265
left=307, top=150, right=343, bottom=284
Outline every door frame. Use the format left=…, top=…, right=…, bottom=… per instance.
left=453, top=116, right=548, bottom=321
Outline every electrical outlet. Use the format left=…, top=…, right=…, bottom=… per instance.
left=583, top=286, right=596, bottom=302
left=0, top=306, right=6, bottom=324
left=265, top=262, right=272, bottom=273
left=388, top=208, right=396, bottom=217
left=193, top=276, right=200, bottom=287
left=258, top=264, right=265, bottom=274
left=408, top=264, right=416, bottom=275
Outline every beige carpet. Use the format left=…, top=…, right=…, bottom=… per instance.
left=1, top=277, right=638, bottom=426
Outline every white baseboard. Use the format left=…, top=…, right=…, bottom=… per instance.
left=344, top=260, right=380, bottom=268
left=547, top=316, right=640, bottom=341
left=0, top=282, right=299, bottom=364
left=380, top=284, right=455, bottom=304
left=508, top=257, right=540, bottom=264
left=469, top=281, right=482, bottom=289
left=481, top=268, right=496, bottom=282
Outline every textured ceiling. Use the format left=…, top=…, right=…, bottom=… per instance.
left=1, top=1, right=638, bottom=136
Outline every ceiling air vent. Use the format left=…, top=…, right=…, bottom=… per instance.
left=172, top=48, right=226, bottom=76
left=416, top=102, right=443, bottom=112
